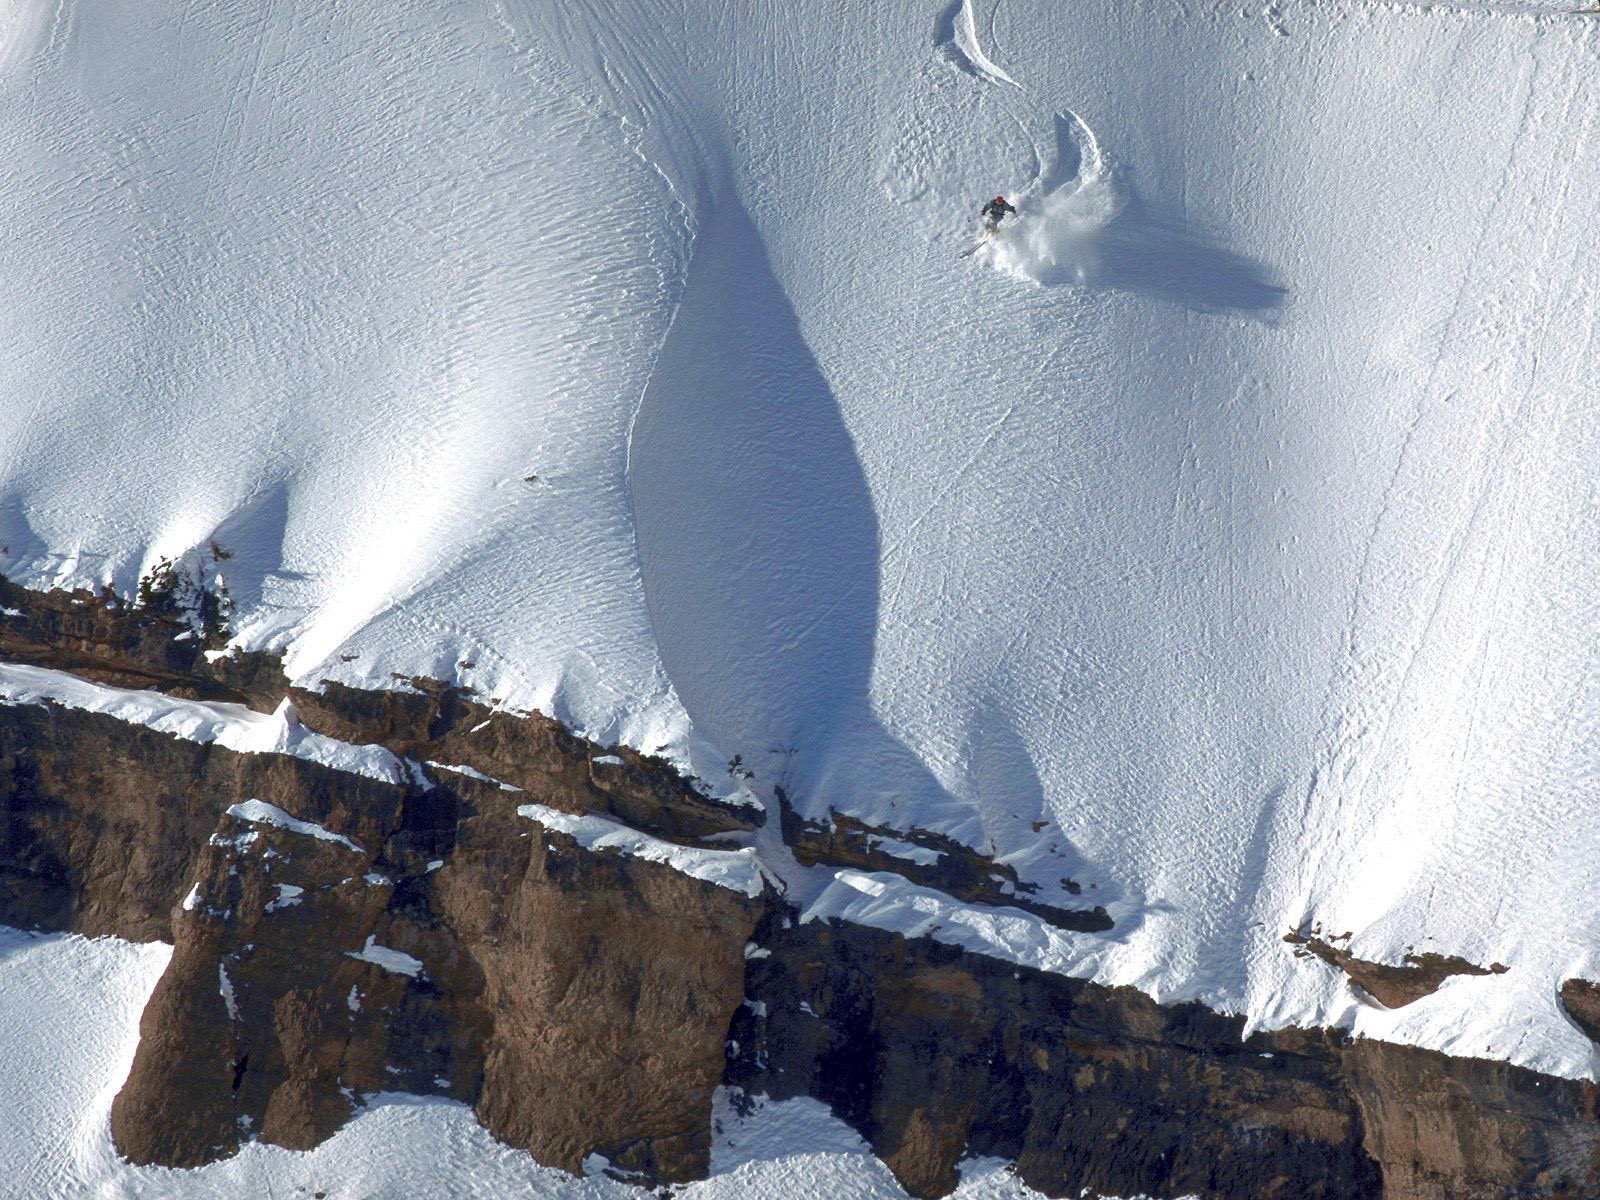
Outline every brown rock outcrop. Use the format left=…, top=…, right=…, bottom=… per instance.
left=1286, top=929, right=1507, bottom=1009
left=439, top=804, right=761, bottom=1180
left=1, top=670, right=761, bottom=1183
left=0, top=698, right=402, bottom=940
left=1560, top=978, right=1600, bottom=1044
left=112, top=793, right=482, bottom=1165
left=98, top=746, right=760, bottom=1178
left=733, top=918, right=1383, bottom=1199
left=1, top=573, right=758, bottom=845
left=732, top=916, right=1600, bottom=1199
left=290, top=677, right=758, bottom=844
left=1342, top=1039, right=1600, bottom=1200
left=0, top=575, right=287, bottom=709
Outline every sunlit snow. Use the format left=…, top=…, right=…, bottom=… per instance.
left=345, top=934, right=424, bottom=979
left=0, top=0, right=1596, bottom=1104
left=0, top=665, right=403, bottom=784
left=227, top=799, right=366, bottom=855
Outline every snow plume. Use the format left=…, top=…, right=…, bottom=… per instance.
left=985, top=169, right=1284, bottom=312
left=981, top=106, right=1126, bottom=287
left=986, top=172, right=1126, bottom=288
left=977, top=108, right=1281, bottom=313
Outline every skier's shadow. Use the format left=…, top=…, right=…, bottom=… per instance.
left=1087, top=193, right=1287, bottom=314
left=0, top=495, right=48, bottom=578
left=629, top=195, right=954, bottom=828
left=1030, top=111, right=1286, bottom=314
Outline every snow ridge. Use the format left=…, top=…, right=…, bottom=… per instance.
left=933, top=0, right=1021, bottom=87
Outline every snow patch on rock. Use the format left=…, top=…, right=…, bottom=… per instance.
left=804, top=870, right=1118, bottom=981
left=225, top=800, right=365, bottom=855
left=0, top=666, right=403, bottom=785
left=425, top=761, right=523, bottom=792
left=517, top=804, right=771, bottom=898
left=345, top=935, right=423, bottom=979
left=218, top=964, right=238, bottom=1022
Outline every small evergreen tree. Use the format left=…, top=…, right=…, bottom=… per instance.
left=133, top=543, right=235, bottom=647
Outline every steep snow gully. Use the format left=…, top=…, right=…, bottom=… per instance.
left=4, top=0, right=1600, bottom=1153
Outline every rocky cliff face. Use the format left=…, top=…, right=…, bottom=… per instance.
left=4, top=577, right=1600, bottom=1198
left=104, top=759, right=760, bottom=1180
left=0, top=575, right=287, bottom=708
left=731, top=918, right=1600, bottom=1200
left=0, top=698, right=395, bottom=942
left=732, top=918, right=1381, bottom=1199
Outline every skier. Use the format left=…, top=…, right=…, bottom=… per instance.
left=960, top=194, right=1020, bottom=258
left=981, top=194, right=1017, bottom=231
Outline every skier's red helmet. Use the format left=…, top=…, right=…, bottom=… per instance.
left=993, top=195, right=1005, bottom=203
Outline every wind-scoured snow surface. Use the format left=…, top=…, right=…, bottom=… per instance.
left=0, top=925, right=1081, bottom=1198
left=1, top=0, right=1599, bottom=1089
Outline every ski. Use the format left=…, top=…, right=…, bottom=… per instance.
left=962, top=196, right=1017, bottom=258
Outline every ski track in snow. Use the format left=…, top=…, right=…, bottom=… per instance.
left=933, top=0, right=1021, bottom=87
left=0, top=0, right=1597, bottom=1107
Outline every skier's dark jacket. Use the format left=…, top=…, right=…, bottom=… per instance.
left=981, top=196, right=1016, bottom=224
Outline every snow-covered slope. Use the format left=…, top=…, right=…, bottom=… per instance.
left=3, top=0, right=1600, bottom=1084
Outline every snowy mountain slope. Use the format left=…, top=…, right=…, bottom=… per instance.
left=553, top=0, right=1600, bottom=1077
left=0, top=0, right=695, bottom=754
left=2, top=0, right=1600, bottom=1087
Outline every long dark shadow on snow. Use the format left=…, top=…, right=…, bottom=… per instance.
left=629, top=196, right=950, bottom=823
left=628, top=194, right=1135, bottom=902
left=1089, top=193, right=1287, bottom=314
left=963, top=700, right=1131, bottom=926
